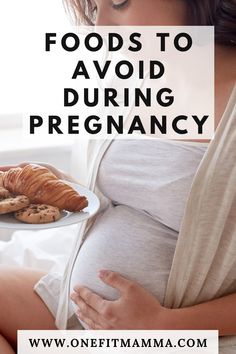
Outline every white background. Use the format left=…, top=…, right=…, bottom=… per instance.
left=0, top=2, right=214, bottom=149
left=18, top=330, right=218, bottom=354
left=0, top=0, right=73, bottom=163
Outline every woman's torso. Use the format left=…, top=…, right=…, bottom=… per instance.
left=70, top=138, right=208, bottom=327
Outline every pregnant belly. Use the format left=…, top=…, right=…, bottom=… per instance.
left=70, top=204, right=177, bottom=326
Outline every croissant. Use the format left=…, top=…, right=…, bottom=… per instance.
left=0, top=164, right=88, bottom=212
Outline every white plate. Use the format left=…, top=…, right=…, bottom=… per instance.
left=0, top=183, right=100, bottom=230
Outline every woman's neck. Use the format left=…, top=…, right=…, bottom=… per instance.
left=214, top=44, right=236, bottom=131
left=215, top=44, right=236, bottom=85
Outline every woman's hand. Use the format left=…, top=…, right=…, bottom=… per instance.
left=70, top=270, right=173, bottom=330
left=71, top=270, right=236, bottom=335
left=0, top=162, right=29, bottom=172
left=0, top=162, right=77, bottom=183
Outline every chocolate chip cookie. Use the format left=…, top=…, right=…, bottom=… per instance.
left=14, top=204, right=61, bottom=224
left=0, top=192, right=30, bottom=214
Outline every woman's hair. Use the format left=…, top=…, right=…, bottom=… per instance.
left=187, top=0, right=236, bottom=46
left=64, top=0, right=236, bottom=46
left=64, top=0, right=95, bottom=25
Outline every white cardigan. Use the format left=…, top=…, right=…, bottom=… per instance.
left=56, top=86, right=236, bottom=353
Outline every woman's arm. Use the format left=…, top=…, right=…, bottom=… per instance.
left=71, top=270, right=236, bottom=335
left=168, top=292, right=236, bottom=336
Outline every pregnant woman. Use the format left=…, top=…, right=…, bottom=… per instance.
left=0, top=1, right=236, bottom=353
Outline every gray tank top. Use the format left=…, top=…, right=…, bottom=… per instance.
left=70, top=138, right=208, bottom=327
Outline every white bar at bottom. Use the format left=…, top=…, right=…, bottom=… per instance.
left=18, top=330, right=218, bottom=354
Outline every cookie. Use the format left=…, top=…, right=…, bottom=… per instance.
left=0, top=195, right=30, bottom=214
left=14, top=204, right=61, bottom=224
left=0, top=187, right=11, bottom=199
